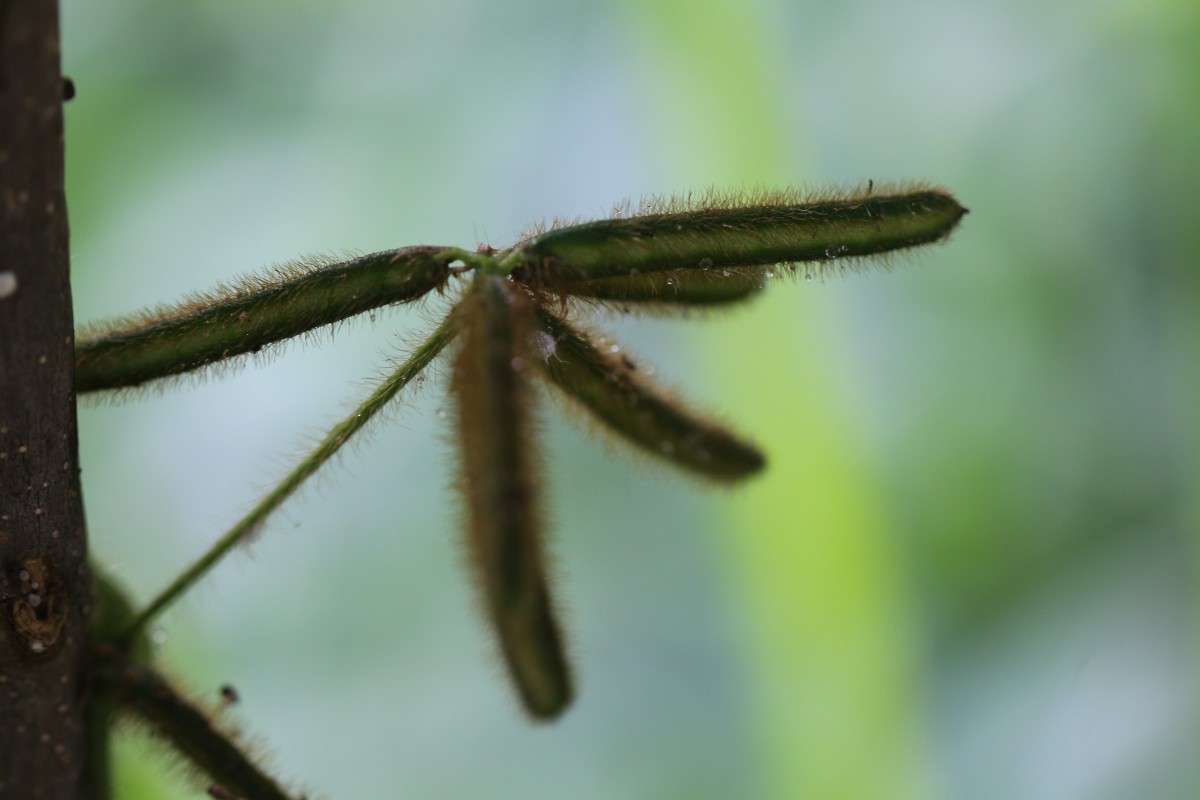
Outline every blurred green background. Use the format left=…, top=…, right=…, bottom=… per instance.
left=62, top=0, right=1199, bottom=798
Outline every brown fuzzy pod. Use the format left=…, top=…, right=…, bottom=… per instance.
left=534, top=306, right=765, bottom=481
left=451, top=273, right=573, bottom=719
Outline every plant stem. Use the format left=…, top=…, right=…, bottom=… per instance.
left=0, top=0, right=96, bottom=796
left=117, top=316, right=458, bottom=644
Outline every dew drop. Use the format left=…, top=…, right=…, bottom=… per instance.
left=698, top=258, right=713, bottom=269
left=27, top=594, right=42, bottom=608
left=436, top=408, right=448, bottom=419
left=18, top=570, right=29, bottom=582
left=151, top=628, right=168, bottom=645
left=30, top=640, right=45, bottom=654
left=606, top=343, right=620, bottom=354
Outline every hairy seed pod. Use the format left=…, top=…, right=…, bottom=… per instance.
left=76, top=246, right=453, bottom=392
left=515, top=184, right=966, bottom=284
left=451, top=273, right=572, bottom=719
left=535, top=307, right=765, bottom=481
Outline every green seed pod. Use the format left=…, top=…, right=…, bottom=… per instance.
left=534, top=307, right=765, bottom=481
left=515, top=184, right=966, bottom=284
left=76, top=246, right=453, bottom=392
left=451, top=274, right=572, bottom=719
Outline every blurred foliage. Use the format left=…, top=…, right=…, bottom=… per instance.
left=63, top=0, right=1198, bottom=798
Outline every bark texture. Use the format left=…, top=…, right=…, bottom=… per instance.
left=0, top=0, right=95, bottom=797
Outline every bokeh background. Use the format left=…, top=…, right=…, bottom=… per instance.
left=62, top=0, right=1199, bottom=798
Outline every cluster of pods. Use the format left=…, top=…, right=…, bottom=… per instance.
left=78, top=183, right=966, bottom=719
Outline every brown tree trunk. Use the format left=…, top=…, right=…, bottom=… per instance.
left=0, top=0, right=96, bottom=797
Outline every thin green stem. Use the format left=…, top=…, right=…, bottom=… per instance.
left=495, top=247, right=528, bottom=275
left=117, top=316, right=458, bottom=644
left=436, top=246, right=500, bottom=273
